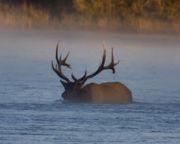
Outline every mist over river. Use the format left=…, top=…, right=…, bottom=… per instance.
left=0, top=28, right=180, bottom=143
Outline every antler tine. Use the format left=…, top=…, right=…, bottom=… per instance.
left=92, top=49, right=106, bottom=72
left=111, top=48, right=114, bottom=64
left=111, top=48, right=120, bottom=66
left=52, top=43, right=71, bottom=82
left=71, top=69, right=87, bottom=81
left=79, top=69, right=87, bottom=81
left=100, top=49, right=106, bottom=68
left=61, top=51, right=71, bottom=68
left=71, top=73, right=77, bottom=81
left=64, top=51, right=70, bottom=62
left=107, top=48, right=120, bottom=73
left=55, top=43, right=59, bottom=65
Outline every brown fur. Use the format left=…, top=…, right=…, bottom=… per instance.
left=62, top=82, right=132, bottom=103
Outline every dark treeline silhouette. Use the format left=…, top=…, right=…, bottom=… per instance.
left=0, top=0, right=74, bottom=16
left=1, top=0, right=73, bottom=8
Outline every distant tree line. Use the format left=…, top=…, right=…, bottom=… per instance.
left=0, top=0, right=179, bottom=32
left=0, top=0, right=74, bottom=16
left=1, top=0, right=179, bottom=19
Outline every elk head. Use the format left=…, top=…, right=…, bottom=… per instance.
left=51, top=43, right=120, bottom=101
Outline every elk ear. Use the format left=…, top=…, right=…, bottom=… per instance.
left=60, top=80, right=69, bottom=90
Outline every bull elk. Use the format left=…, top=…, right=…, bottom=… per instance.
left=52, top=43, right=132, bottom=103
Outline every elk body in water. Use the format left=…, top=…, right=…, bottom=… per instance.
left=52, top=44, right=132, bottom=103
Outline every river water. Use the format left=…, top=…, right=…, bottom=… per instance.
left=0, top=28, right=180, bottom=143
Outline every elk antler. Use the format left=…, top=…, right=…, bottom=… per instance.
left=52, top=43, right=120, bottom=87
left=72, top=48, right=120, bottom=84
left=51, top=43, right=71, bottom=82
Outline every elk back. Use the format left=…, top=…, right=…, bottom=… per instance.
left=81, top=82, right=132, bottom=103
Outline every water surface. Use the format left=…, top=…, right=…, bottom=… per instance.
left=0, top=29, right=180, bottom=143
